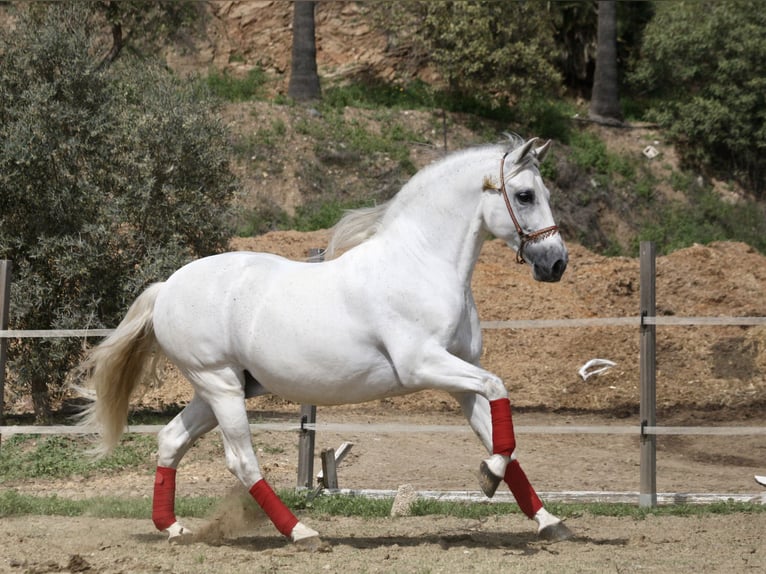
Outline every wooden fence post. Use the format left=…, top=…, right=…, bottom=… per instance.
left=639, top=242, right=657, bottom=507
left=297, top=404, right=316, bottom=488
left=0, top=261, right=12, bottom=440
left=296, top=248, right=324, bottom=488
left=320, top=448, right=338, bottom=489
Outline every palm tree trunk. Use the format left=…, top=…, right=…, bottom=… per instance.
left=288, top=1, right=321, bottom=102
left=589, top=0, right=623, bottom=125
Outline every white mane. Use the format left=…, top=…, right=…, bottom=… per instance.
left=325, top=136, right=535, bottom=259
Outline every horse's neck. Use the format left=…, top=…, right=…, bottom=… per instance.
left=381, top=149, right=497, bottom=287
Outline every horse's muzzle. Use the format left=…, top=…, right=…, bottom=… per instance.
left=532, top=251, right=568, bottom=283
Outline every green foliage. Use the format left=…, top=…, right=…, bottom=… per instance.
left=368, top=1, right=561, bottom=108
left=206, top=68, right=269, bottom=102
left=516, top=99, right=575, bottom=143
left=96, top=0, right=201, bottom=59
left=569, top=130, right=635, bottom=180
left=0, top=434, right=156, bottom=481
left=422, top=2, right=562, bottom=104
left=298, top=107, right=421, bottom=171
left=635, top=184, right=766, bottom=256
left=630, top=0, right=766, bottom=195
left=0, top=2, right=236, bottom=419
left=324, top=78, right=438, bottom=111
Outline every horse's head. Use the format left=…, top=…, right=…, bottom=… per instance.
left=481, top=138, right=568, bottom=282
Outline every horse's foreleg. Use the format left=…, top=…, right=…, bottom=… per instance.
left=453, top=392, right=572, bottom=541
left=154, top=395, right=218, bottom=542
left=478, top=396, right=515, bottom=497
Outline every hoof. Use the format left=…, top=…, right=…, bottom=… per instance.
left=538, top=520, right=574, bottom=542
left=295, top=536, right=331, bottom=553
left=478, top=460, right=502, bottom=498
left=166, top=522, right=194, bottom=545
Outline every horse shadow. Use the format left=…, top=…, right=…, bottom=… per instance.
left=133, top=529, right=628, bottom=554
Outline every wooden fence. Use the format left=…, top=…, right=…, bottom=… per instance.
left=1, top=243, right=765, bottom=507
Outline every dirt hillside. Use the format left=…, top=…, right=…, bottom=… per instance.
left=166, top=2, right=429, bottom=86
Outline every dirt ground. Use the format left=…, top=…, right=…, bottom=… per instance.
left=3, top=233, right=765, bottom=573
left=2, top=512, right=764, bottom=574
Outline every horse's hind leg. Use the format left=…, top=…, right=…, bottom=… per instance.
left=452, top=392, right=573, bottom=541
left=153, top=394, right=218, bottom=541
left=191, top=368, right=319, bottom=544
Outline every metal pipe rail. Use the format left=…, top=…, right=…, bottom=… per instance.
left=2, top=315, right=765, bottom=338
left=2, top=422, right=764, bottom=437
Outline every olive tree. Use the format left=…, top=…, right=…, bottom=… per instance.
left=0, top=3, right=236, bottom=420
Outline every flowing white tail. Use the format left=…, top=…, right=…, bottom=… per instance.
left=75, top=282, right=165, bottom=458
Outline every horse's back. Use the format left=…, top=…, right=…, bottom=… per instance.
left=152, top=251, right=302, bottom=364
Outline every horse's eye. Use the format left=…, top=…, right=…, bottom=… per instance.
left=516, top=190, right=535, bottom=204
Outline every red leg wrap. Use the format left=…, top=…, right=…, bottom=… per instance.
left=490, top=398, right=516, bottom=456
left=504, top=459, right=543, bottom=518
left=152, top=466, right=177, bottom=531
left=249, top=479, right=299, bottom=538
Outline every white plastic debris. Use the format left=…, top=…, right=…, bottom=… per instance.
left=579, top=359, right=617, bottom=381
left=755, top=475, right=766, bottom=487
left=642, top=145, right=660, bottom=159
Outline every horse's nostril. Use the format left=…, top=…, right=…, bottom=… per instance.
left=552, top=258, right=567, bottom=279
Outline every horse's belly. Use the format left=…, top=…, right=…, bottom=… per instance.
left=248, top=355, right=404, bottom=406
left=241, top=311, right=404, bottom=405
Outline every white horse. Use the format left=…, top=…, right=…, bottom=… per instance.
left=76, top=136, right=571, bottom=547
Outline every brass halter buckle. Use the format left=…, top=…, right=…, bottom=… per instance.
left=498, top=152, right=559, bottom=264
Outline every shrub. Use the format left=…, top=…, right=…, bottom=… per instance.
left=630, top=1, right=766, bottom=196
left=0, top=2, right=236, bottom=420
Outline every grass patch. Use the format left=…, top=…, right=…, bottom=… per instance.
left=0, top=490, right=216, bottom=519
left=635, top=184, right=766, bottom=255
left=569, top=129, right=635, bottom=180
left=2, top=490, right=762, bottom=521
left=324, top=78, right=438, bottom=111
left=0, top=434, right=156, bottom=481
left=206, top=68, right=268, bottom=102
left=296, top=107, right=421, bottom=171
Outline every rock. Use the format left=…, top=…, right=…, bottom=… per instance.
left=390, top=484, right=418, bottom=517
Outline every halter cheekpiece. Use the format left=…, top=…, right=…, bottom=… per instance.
left=497, top=151, right=560, bottom=264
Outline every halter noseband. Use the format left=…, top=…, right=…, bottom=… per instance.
left=498, top=151, right=560, bottom=264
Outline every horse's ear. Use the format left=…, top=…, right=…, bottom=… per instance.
left=535, top=139, right=552, bottom=161
left=509, top=137, right=538, bottom=164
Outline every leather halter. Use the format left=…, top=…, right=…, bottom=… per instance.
left=498, top=152, right=560, bottom=264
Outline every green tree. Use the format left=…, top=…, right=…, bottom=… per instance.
left=96, top=0, right=201, bottom=68
left=369, top=1, right=561, bottom=107
left=631, top=0, right=766, bottom=195
left=0, top=3, right=236, bottom=421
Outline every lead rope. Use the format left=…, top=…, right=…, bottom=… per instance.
left=497, top=152, right=559, bottom=264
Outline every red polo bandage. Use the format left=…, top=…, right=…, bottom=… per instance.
left=504, top=459, right=543, bottom=518
left=490, top=398, right=516, bottom=457
left=152, top=466, right=177, bottom=531
left=249, top=479, right=299, bottom=538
